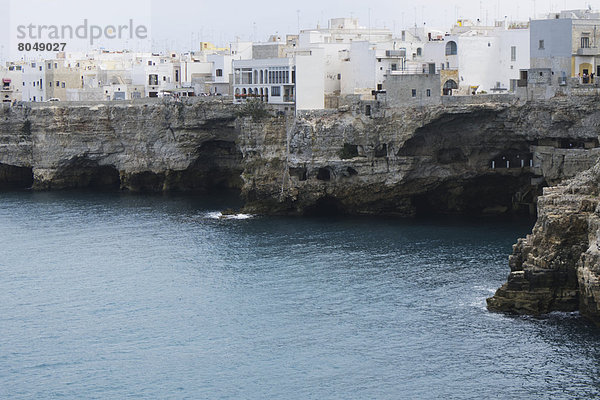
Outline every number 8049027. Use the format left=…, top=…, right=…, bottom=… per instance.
left=17, top=43, right=66, bottom=51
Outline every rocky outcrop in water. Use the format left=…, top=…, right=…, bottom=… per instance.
left=487, top=162, right=600, bottom=325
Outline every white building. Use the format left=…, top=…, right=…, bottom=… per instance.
left=21, top=61, right=46, bottom=102
left=232, top=57, right=295, bottom=105
left=0, top=64, right=25, bottom=103
left=422, top=20, right=530, bottom=94
left=530, top=9, right=600, bottom=83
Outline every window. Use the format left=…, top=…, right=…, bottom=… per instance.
left=271, top=86, right=281, bottom=96
left=511, top=46, right=516, bottom=61
left=31, top=63, right=36, bottom=68
left=581, top=36, right=590, bottom=48
left=149, top=74, right=158, bottom=85
left=416, top=47, right=422, bottom=56
left=411, top=89, right=417, bottom=97
left=426, top=89, right=431, bottom=97
left=61, top=82, right=65, bottom=88
left=538, top=40, right=544, bottom=50
left=49, top=81, right=52, bottom=87
left=56, top=81, right=59, bottom=87
left=445, top=41, right=457, bottom=55
left=148, top=61, right=152, bottom=66
left=216, top=69, right=223, bottom=77
left=391, top=63, right=397, bottom=71
left=48, top=63, right=52, bottom=69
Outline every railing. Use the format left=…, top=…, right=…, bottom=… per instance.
left=577, top=47, right=599, bottom=56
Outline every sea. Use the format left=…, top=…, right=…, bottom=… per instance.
left=0, top=191, right=599, bottom=399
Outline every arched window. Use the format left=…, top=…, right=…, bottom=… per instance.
left=445, top=41, right=457, bottom=55
left=253, top=70, right=258, bottom=84
left=260, top=70, right=263, bottom=84
left=443, top=79, right=458, bottom=89
left=242, top=88, right=247, bottom=95
left=416, top=47, right=422, bottom=56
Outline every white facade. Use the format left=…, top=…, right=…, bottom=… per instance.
left=21, top=61, right=46, bottom=102
left=232, top=58, right=295, bottom=105
left=131, top=55, right=181, bottom=97
left=295, top=48, right=325, bottom=110
left=422, top=23, right=530, bottom=94
left=530, top=10, right=600, bottom=81
left=0, top=64, right=25, bottom=103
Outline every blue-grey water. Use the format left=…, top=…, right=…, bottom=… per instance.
left=1, top=191, right=599, bottom=399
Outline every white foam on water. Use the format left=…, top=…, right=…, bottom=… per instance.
left=205, top=211, right=223, bottom=219
left=225, top=213, right=253, bottom=220
left=203, top=211, right=254, bottom=220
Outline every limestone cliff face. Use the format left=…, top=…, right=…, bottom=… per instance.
left=0, top=97, right=598, bottom=219
left=487, top=163, right=600, bottom=325
left=239, top=97, right=600, bottom=216
left=0, top=100, right=241, bottom=191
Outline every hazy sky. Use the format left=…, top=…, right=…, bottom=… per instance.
left=0, top=0, right=595, bottom=60
left=148, top=0, right=593, bottom=49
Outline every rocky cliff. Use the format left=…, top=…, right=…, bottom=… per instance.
left=0, top=97, right=598, bottom=219
left=487, top=162, right=600, bottom=325
left=239, top=97, right=600, bottom=216
left=0, top=99, right=242, bottom=192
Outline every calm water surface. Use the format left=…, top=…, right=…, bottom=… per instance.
left=0, top=191, right=599, bottom=399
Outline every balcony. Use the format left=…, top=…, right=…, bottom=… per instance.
left=385, top=49, right=406, bottom=58
left=577, top=47, right=600, bottom=56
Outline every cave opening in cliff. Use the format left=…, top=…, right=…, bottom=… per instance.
left=0, top=164, right=33, bottom=189
left=316, top=167, right=333, bottom=181
left=289, top=167, right=307, bottom=181
left=52, top=159, right=121, bottom=190
left=413, top=174, right=538, bottom=216
left=173, top=140, right=243, bottom=194
left=304, top=196, right=346, bottom=217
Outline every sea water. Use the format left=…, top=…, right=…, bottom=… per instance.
left=0, top=191, right=599, bottom=399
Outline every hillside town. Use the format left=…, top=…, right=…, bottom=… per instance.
left=1, top=8, right=599, bottom=110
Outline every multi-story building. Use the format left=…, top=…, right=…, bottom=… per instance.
left=21, top=61, right=45, bottom=102
left=232, top=57, right=296, bottom=105
left=530, top=9, right=600, bottom=83
left=0, top=64, right=25, bottom=103
left=422, top=19, right=530, bottom=95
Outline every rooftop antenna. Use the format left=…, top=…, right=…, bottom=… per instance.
left=480, top=1, right=483, bottom=23
left=368, top=7, right=371, bottom=42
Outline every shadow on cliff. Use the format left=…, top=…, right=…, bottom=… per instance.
left=38, top=140, right=244, bottom=196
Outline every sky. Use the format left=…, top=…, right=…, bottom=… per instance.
left=0, top=0, right=596, bottom=61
